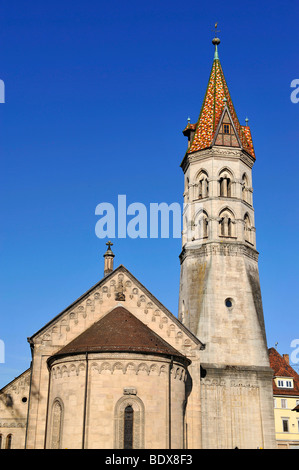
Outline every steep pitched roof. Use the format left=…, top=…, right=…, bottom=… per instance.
left=49, top=306, right=189, bottom=363
left=185, top=52, right=255, bottom=159
left=269, top=347, right=299, bottom=396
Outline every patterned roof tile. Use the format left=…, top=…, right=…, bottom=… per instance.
left=188, top=58, right=255, bottom=159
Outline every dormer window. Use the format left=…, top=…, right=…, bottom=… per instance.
left=276, top=378, right=293, bottom=388
left=223, top=123, right=230, bottom=134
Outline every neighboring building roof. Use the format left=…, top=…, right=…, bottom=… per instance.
left=49, top=306, right=190, bottom=364
left=269, top=347, right=299, bottom=396
left=186, top=54, right=255, bottom=159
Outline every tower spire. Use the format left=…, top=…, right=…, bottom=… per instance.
left=182, top=32, right=255, bottom=159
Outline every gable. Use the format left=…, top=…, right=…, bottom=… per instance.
left=213, top=108, right=241, bottom=148
left=29, top=265, right=203, bottom=360
left=0, top=369, right=31, bottom=429
left=0, top=368, right=31, bottom=394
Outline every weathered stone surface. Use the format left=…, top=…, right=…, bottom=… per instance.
left=179, top=145, right=276, bottom=448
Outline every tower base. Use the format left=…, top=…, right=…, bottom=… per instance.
left=200, top=363, right=277, bottom=449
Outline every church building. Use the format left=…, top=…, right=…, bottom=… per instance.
left=0, top=36, right=277, bottom=449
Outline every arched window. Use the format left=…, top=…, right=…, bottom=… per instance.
left=194, top=170, right=209, bottom=199
left=218, top=169, right=234, bottom=198
left=219, top=209, right=235, bottom=238
left=124, top=405, right=134, bottom=449
left=194, top=210, right=209, bottom=239
left=184, top=177, right=189, bottom=203
left=50, top=399, right=63, bottom=449
left=197, top=170, right=209, bottom=199
left=244, top=213, right=252, bottom=244
left=242, top=173, right=251, bottom=204
left=203, top=214, right=208, bottom=238
left=114, top=396, right=144, bottom=449
left=182, top=212, right=191, bottom=245
left=5, top=434, right=12, bottom=449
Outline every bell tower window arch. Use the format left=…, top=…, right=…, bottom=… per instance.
left=218, top=168, right=234, bottom=198
left=194, top=209, right=209, bottom=239
left=242, top=173, right=252, bottom=205
left=244, top=213, right=253, bottom=244
left=184, top=177, right=189, bottom=203
left=219, top=208, right=235, bottom=238
left=197, top=170, right=209, bottom=199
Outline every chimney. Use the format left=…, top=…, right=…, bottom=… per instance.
left=283, top=354, right=289, bottom=365
left=103, top=241, right=115, bottom=276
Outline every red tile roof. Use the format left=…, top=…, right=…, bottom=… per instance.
left=50, top=306, right=189, bottom=363
left=187, top=58, right=255, bottom=159
left=269, top=347, right=299, bottom=396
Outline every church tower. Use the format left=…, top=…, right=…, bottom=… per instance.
left=178, top=35, right=276, bottom=448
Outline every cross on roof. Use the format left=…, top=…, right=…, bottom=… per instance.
left=213, top=22, right=220, bottom=37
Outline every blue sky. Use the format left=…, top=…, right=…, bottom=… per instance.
left=0, top=0, right=298, bottom=388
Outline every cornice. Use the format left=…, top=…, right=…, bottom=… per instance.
left=179, top=241, right=259, bottom=264
left=180, top=146, right=255, bottom=173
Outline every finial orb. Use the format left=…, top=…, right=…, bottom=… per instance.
left=212, top=37, right=220, bottom=46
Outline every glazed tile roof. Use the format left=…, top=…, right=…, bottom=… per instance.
left=182, top=122, right=197, bottom=134
left=269, top=347, right=299, bottom=396
left=51, top=306, right=189, bottom=363
left=241, top=125, right=255, bottom=157
left=186, top=57, right=255, bottom=159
